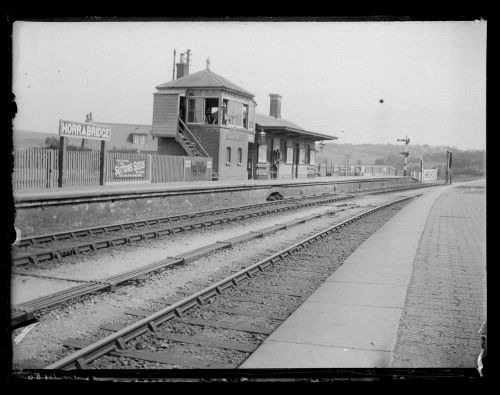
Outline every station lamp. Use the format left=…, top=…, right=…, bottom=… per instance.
left=318, top=140, right=326, bottom=152
left=258, top=130, right=267, bottom=145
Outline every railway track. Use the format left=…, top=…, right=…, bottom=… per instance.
left=40, top=195, right=416, bottom=370
left=12, top=182, right=438, bottom=267
left=11, top=205, right=342, bottom=327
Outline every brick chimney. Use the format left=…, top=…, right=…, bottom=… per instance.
left=176, top=53, right=189, bottom=79
left=269, top=94, right=282, bottom=119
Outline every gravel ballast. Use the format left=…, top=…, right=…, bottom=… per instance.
left=12, top=193, right=417, bottom=369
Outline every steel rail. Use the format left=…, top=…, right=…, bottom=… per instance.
left=14, top=195, right=306, bottom=247
left=44, top=194, right=416, bottom=370
left=15, top=182, right=436, bottom=248
left=14, top=182, right=435, bottom=252
left=11, top=208, right=341, bottom=327
left=12, top=194, right=354, bottom=266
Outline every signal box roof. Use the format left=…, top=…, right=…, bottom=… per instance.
left=156, top=69, right=254, bottom=98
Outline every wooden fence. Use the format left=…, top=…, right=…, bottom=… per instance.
left=13, top=148, right=59, bottom=189
left=150, top=155, right=185, bottom=183
left=63, top=150, right=100, bottom=187
left=13, top=148, right=213, bottom=189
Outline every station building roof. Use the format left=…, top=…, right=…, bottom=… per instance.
left=156, top=69, right=254, bottom=98
left=255, top=113, right=337, bottom=141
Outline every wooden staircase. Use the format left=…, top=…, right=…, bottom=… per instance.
left=176, top=117, right=218, bottom=181
left=177, top=131, right=203, bottom=157
left=176, top=117, right=210, bottom=158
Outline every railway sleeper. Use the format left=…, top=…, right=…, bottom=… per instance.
left=62, top=338, right=234, bottom=369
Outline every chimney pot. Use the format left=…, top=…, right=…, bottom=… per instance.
left=269, top=94, right=282, bottom=119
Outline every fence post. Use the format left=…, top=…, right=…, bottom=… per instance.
left=183, top=157, right=186, bottom=182
left=148, top=154, right=152, bottom=182
left=99, top=141, right=105, bottom=186
left=58, top=137, right=66, bottom=187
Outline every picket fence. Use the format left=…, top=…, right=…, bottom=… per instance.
left=12, top=148, right=212, bottom=190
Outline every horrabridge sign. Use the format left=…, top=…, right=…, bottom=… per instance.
left=58, top=119, right=111, bottom=187
left=59, top=120, right=112, bottom=141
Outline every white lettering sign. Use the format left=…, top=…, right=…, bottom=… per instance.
left=59, top=119, right=112, bottom=141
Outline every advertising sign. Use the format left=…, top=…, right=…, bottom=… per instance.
left=59, top=120, right=112, bottom=141
left=191, top=161, right=207, bottom=176
left=113, top=158, right=146, bottom=179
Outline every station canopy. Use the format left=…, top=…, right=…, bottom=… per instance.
left=256, top=114, right=337, bottom=141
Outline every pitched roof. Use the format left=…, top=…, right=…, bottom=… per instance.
left=156, top=69, right=254, bottom=97
left=256, top=114, right=337, bottom=141
left=256, top=114, right=306, bottom=131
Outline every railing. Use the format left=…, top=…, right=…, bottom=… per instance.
left=316, top=163, right=397, bottom=177
left=178, top=117, right=210, bottom=158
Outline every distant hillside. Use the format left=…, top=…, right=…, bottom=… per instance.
left=317, top=142, right=448, bottom=164
left=12, top=130, right=485, bottom=177
left=12, top=130, right=58, bottom=148
left=317, top=142, right=486, bottom=177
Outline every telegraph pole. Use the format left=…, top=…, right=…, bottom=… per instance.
left=344, top=151, right=351, bottom=176
left=446, top=150, right=452, bottom=184
left=397, top=136, right=410, bottom=176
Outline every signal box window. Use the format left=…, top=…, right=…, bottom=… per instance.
left=226, top=147, right=231, bottom=165
left=238, top=148, right=243, bottom=165
left=188, top=98, right=204, bottom=123
left=205, top=98, right=219, bottom=125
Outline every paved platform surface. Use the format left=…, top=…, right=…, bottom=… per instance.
left=240, top=180, right=486, bottom=368
left=13, top=175, right=403, bottom=202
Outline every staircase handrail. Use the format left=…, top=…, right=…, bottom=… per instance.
left=178, top=117, right=210, bottom=158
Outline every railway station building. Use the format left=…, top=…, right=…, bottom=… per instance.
left=152, top=56, right=336, bottom=181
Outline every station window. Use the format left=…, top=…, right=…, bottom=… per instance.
left=222, top=99, right=246, bottom=128
left=305, top=144, right=311, bottom=164
left=226, top=147, right=231, bottom=165
left=238, top=148, right=243, bottom=164
left=204, top=98, right=219, bottom=125
left=309, top=147, right=316, bottom=165
left=188, top=98, right=204, bottom=123
left=299, top=148, right=306, bottom=164
left=243, top=105, right=249, bottom=128
left=286, top=145, right=294, bottom=164
left=280, top=139, right=287, bottom=163
left=222, top=99, right=228, bottom=126
left=132, top=134, right=147, bottom=145
left=248, top=105, right=255, bottom=130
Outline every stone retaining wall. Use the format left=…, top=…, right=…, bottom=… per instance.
left=14, top=178, right=416, bottom=237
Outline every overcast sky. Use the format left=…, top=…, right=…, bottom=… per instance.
left=12, top=20, right=486, bottom=150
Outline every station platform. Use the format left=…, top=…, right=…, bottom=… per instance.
left=13, top=174, right=403, bottom=203
left=14, top=174, right=414, bottom=238
left=240, top=179, right=486, bottom=368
